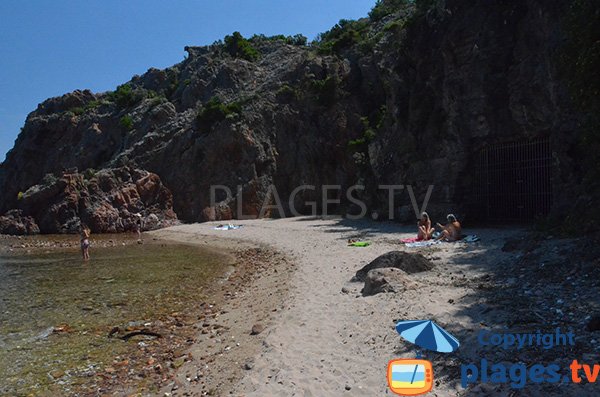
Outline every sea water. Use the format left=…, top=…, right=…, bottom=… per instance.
left=0, top=236, right=228, bottom=395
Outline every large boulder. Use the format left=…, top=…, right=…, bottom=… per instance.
left=354, top=251, right=433, bottom=281
left=362, top=268, right=418, bottom=296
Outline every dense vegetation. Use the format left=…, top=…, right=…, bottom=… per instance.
left=312, top=0, right=421, bottom=55
left=119, top=115, right=134, bottom=131
left=250, top=34, right=307, bottom=46
left=196, top=97, right=242, bottom=130
left=224, top=31, right=260, bottom=61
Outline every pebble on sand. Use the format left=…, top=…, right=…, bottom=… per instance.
left=251, top=324, right=265, bottom=335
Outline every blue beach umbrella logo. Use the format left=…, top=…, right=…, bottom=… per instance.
left=388, top=320, right=458, bottom=395
left=395, top=320, right=460, bottom=353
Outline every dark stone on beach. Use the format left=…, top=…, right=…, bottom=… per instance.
left=244, top=360, right=255, bottom=370
left=250, top=324, right=265, bottom=335
left=354, top=251, right=433, bottom=282
left=587, top=316, right=600, bottom=332
left=362, top=268, right=418, bottom=296
left=341, top=287, right=350, bottom=294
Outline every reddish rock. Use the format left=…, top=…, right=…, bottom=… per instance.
left=0, top=209, right=40, bottom=235
left=1, top=167, right=178, bottom=234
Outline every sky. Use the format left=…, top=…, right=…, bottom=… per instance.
left=0, top=0, right=375, bottom=162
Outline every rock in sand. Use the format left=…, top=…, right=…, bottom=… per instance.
left=354, top=251, right=433, bottom=281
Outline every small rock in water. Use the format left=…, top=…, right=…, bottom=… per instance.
left=251, top=324, right=265, bottom=335
left=49, top=369, right=65, bottom=379
left=172, top=357, right=185, bottom=368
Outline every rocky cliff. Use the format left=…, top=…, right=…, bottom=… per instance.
left=0, top=0, right=588, bottom=233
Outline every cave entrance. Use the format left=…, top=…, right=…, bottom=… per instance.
left=470, top=138, right=553, bottom=222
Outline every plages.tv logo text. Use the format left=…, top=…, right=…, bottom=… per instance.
left=461, top=328, right=600, bottom=389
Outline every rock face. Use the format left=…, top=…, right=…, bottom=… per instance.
left=0, top=210, right=40, bottom=235
left=354, top=251, right=434, bottom=281
left=362, top=268, right=418, bottom=296
left=0, top=0, right=584, bottom=230
left=7, top=167, right=177, bottom=234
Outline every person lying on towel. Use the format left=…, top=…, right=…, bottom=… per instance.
left=436, top=214, right=462, bottom=242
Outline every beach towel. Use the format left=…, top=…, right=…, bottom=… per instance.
left=404, top=240, right=441, bottom=248
left=213, top=224, right=242, bottom=231
left=348, top=241, right=371, bottom=247
left=400, top=237, right=422, bottom=244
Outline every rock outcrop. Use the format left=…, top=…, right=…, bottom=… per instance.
left=354, top=251, right=434, bottom=281
left=0, top=210, right=40, bottom=235
left=5, top=167, right=177, bottom=234
left=0, top=0, right=586, bottom=232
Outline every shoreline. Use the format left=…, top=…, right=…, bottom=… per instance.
left=3, top=217, right=600, bottom=396
left=149, top=230, right=294, bottom=397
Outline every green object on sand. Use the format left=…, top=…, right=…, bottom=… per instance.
left=348, top=241, right=371, bottom=247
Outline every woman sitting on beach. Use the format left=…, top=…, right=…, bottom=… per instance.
left=79, top=224, right=91, bottom=260
left=417, top=212, right=433, bottom=240
left=436, top=214, right=462, bottom=241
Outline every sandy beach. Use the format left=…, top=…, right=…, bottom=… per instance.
left=151, top=216, right=600, bottom=397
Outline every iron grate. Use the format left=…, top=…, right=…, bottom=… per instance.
left=470, top=138, right=553, bottom=222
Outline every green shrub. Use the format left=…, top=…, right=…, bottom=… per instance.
left=224, top=32, right=260, bottom=61
left=369, top=0, right=411, bottom=21
left=119, top=115, right=134, bottom=131
left=71, top=107, right=85, bottom=116
left=318, top=19, right=368, bottom=42
left=348, top=110, right=385, bottom=152
left=250, top=34, right=307, bottom=46
left=384, top=20, right=404, bottom=32
left=68, top=100, right=104, bottom=116
left=288, top=34, right=308, bottom=46
left=84, top=99, right=102, bottom=111
left=17, top=191, right=24, bottom=201
left=332, top=29, right=361, bottom=53
left=149, top=95, right=168, bottom=108
left=197, top=97, right=242, bottom=130
left=83, top=168, right=97, bottom=180
left=314, top=19, right=370, bottom=55
left=110, top=83, right=136, bottom=108
left=276, top=84, right=299, bottom=101
left=311, top=77, right=338, bottom=107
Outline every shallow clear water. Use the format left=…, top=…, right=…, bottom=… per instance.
left=0, top=237, right=227, bottom=396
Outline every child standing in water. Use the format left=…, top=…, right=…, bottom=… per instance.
left=134, top=213, right=143, bottom=241
left=79, top=224, right=91, bottom=260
